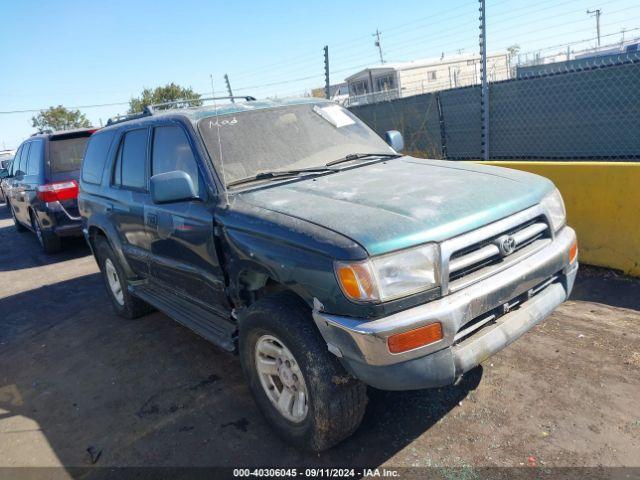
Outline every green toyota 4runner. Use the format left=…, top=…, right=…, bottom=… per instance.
left=79, top=97, right=578, bottom=451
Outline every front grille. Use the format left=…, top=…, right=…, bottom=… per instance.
left=447, top=215, right=551, bottom=290
left=452, top=274, right=559, bottom=345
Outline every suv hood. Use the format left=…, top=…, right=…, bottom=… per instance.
left=238, top=157, right=554, bottom=256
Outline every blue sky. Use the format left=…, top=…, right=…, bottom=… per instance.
left=1, top=0, right=638, bottom=149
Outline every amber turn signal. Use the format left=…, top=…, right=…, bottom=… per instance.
left=569, top=239, right=578, bottom=264
left=336, top=266, right=361, bottom=299
left=387, top=322, right=443, bottom=354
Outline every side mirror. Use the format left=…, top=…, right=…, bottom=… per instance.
left=150, top=171, right=198, bottom=204
left=385, top=130, right=404, bottom=152
left=0, top=168, right=8, bottom=179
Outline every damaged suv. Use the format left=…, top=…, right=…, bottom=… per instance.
left=79, top=97, right=578, bottom=451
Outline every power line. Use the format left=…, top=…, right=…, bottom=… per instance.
left=233, top=74, right=322, bottom=92
left=0, top=101, right=130, bottom=115
left=217, top=5, right=640, bottom=97
left=2, top=0, right=637, bottom=115
left=230, top=2, right=480, bottom=80
left=382, top=3, right=638, bottom=62
left=234, top=61, right=374, bottom=94
left=517, top=26, right=640, bottom=57
left=228, top=0, right=623, bottom=89
left=382, top=0, right=622, bottom=56
left=490, top=4, right=640, bottom=45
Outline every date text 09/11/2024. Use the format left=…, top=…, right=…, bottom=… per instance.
left=232, top=468, right=400, bottom=477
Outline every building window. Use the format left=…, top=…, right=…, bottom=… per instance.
left=349, top=80, right=369, bottom=96
left=375, top=74, right=395, bottom=91
left=427, top=71, right=437, bottom=82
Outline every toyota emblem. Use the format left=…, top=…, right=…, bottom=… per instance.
left=497, top=235, right=517, bottom=256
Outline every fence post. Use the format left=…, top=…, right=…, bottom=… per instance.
left=479, top=0, right=489, bottom=160
left=324, top=46, right=330, bottom=100
left=436, top=92, right=448, bottom=160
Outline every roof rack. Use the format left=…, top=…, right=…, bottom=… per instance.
left=106, top=109, right=153, bottom=126
left=105, top=95, right=256, bottom=126
left=146, top=95, right=256, bottom=113
left=31, top=129, right=53, bottom=136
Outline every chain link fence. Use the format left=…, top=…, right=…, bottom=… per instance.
left=348, top=50, right=640, bottom=160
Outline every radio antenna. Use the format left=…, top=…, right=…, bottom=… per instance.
left=211, top=79, right=230, bottom=206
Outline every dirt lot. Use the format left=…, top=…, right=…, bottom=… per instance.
left=0, top=204, right=639, bottom=475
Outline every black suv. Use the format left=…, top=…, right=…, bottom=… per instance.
left=79, top=97, right=577, bottom=451
left=2, top=129, right=95, bottom=253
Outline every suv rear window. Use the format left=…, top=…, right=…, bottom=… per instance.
left=50, top=134, right=91, bottom=173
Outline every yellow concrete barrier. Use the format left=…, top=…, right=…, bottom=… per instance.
left=478, top=161, right=640, bottom=277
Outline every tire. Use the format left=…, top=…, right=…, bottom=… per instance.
left=94, top=236, right=152, bottom=319
left=31, top=213, right=61, bottom=254
left=10, top=203, right=27, bottom=233
left=239, top=292, right=368, bottom=452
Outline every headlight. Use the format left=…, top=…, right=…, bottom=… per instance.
left=335, top=244, right=439, bottom=302
left=541, top=188, right=566, bottom=232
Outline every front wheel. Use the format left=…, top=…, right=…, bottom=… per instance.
left=94, top=237, right=152, bottom=319
left=239, top=292, right=368, bottom=452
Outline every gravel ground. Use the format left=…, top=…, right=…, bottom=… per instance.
left=0, top=204, right=638, bottom=475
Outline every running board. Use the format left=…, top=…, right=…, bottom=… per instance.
left=130, top=283, right=237, bottom=352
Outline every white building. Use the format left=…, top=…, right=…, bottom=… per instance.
left=344, top=52, right=510, bottom=106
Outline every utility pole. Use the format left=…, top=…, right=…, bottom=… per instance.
left=209, top=74, right=215, bottom=98
left=479, top=0, right=489, bottom=161
left=324, top=45, right=330, bottom=100
left=373, top=29, right=385, bottom=64
left=587, top=9, right=602, bottom=47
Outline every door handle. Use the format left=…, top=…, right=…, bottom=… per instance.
left=146, top=213, right=158, bottom=228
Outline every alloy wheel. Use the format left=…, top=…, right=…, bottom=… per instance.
left=104, top=258, right=124, bottom=306
left=255, top=334, right=309, bottom=423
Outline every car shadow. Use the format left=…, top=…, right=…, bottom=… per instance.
left=570, top=265, right=640, bottom=311
left=0, top=205, right=91, bottom=272
left=0, top=270, right=481, bottom=473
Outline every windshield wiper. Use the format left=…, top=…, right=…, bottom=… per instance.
left=226, top=167, right=333, bottom=188
left=326, top=152, right=401, bottom=167
left=227, top=153, right=401, bottom=188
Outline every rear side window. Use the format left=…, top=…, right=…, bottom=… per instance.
left=152, top=125, right=201, bottom=195
left=113, top=129, right=148, bottom=190
left=16, top=143, right=30, bottom=174
left=82, top=130, right=116, bottom=184
left=10, top=146, right=23, bottom=175
left=50, top=135, right=90, bottom=173
left=26, top=141, right=43, bottom=175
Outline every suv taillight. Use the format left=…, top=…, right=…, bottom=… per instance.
left=37, top=180, right=79, bottom=202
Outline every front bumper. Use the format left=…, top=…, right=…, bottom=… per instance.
left=312, top=226, right=578, bottom=390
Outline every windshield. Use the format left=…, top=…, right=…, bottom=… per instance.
left=197, top=102, right=394, bottom=185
